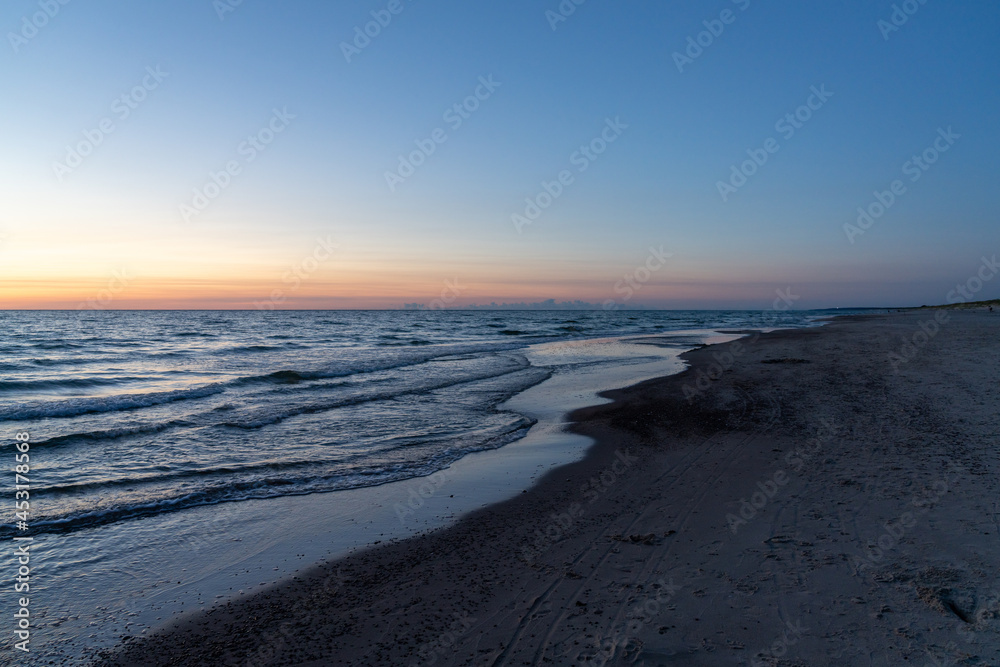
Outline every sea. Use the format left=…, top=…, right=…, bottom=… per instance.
left=0, top=309, right=867, bottom=663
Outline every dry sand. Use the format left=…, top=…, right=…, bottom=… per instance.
left=94, top=311, right=1000, bottom=666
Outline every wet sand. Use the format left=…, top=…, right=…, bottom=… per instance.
left=95, top=311, right=1000, bottom=666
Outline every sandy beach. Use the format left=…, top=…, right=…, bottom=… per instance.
left=94, top=311, right=1000, bottom=666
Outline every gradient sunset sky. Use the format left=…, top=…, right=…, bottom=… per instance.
left=2, top=0, right=998, bottom=309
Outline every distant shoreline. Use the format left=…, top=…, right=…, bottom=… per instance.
left=910, top=298, right=999, bottom=310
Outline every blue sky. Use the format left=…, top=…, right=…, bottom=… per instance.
left=1, top=0, right=998, bottom=308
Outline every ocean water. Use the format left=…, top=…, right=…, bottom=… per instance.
left=0, top=309, right=862, bottom=661
left=0, top=309, right=842, bottom=541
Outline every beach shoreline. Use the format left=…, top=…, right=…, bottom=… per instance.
left=94, top=311, right=1000, bottom=666
left=38, top=330, right=744, bottom=664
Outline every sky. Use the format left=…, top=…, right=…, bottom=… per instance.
left=1, top=0, right=998, bottom=309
